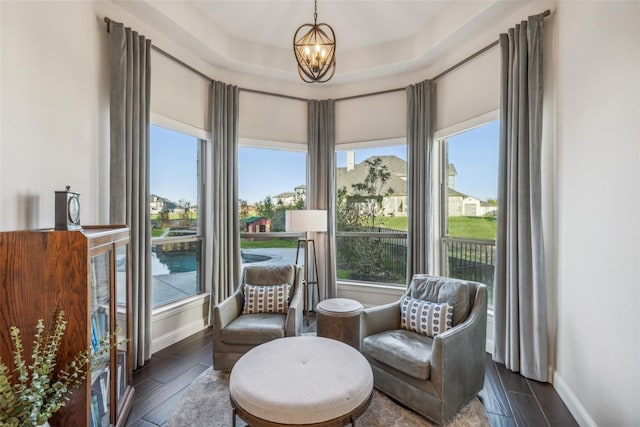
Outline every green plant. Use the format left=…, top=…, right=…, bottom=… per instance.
left=0, top=310, right=115, bottom=426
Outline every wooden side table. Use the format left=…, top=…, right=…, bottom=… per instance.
left=316, top=298, right=364, bottom=350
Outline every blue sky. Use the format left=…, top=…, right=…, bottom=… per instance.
left=151, top=120, right=499, bottom=205
left=150, top=125, right=199, bottom=205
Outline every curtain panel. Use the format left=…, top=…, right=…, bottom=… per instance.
left=108, top=21, right=152, bottom=368
left=406, top=80, right=436, bottom=282
left=493, top=14, right=549, bottom=382
left=207, top=81, right=242, bottom=323
left=307, top=100, right=337, bottom=301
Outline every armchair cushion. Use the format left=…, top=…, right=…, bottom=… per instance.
left=400, top=296, right=453, bottom=337
left=407, top=275, right=471, bottom=326
left=362, top=329, right=433, bottom=380
left=243, top=283, right=290, bottom=314
left=244, top=265, right=295, bottom=295
left=221, top=313, right=287, bottom=345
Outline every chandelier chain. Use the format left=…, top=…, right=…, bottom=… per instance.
left=314, top=0, right=318, bottom=25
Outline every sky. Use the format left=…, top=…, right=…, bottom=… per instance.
left=150, top=125, right=199, bottom=205
left=150, top=120, right=499, bottom=205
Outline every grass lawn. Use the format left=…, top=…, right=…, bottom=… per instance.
left=364, top=215, right=496, bottom=241
left=240, top=237, right=299, bottom=249
left=448, top=216, right=496, bottom=240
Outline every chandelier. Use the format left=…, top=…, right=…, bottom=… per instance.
left=293, top=0, right=336, bottom=83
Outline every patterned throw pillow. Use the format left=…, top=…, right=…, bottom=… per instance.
left=243, top=283, right=290, bottom=314
left=400, top=295, right=453, bottom=337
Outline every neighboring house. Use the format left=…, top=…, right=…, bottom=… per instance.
left=336, top=155, right=408, bottom=216
left=243, top=216, right=271, bottom=233
left=448, top=188, right=497, bottom=217
left=150, top=194, right=177, bottom=215
left=273, top=184, right=306, bottom=205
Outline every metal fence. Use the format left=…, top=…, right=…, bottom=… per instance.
left=442, top=237, right=496, bottom=302
left=336, top=227, right=407, bottom=285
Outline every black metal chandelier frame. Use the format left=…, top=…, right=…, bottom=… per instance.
left=293, top=0, right=336, bottom=83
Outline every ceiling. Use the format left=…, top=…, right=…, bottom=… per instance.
left=116, top=0, right=532, bottom=86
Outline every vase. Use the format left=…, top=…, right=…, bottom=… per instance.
left=37, top=421, right=50, bottom=427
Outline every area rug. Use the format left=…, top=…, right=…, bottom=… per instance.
left=167, top=367, right=489, bottom=427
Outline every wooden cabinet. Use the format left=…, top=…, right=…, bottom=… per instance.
left=0, top=226, right=134, bottom=426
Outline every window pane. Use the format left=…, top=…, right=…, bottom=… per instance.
left=443, top=121, right=498, bottom=304
left=238, top=146, right=306, bottom=268
left=150, top=124, right=202, bottom=307
left=335, top=145, right=407, bottom=285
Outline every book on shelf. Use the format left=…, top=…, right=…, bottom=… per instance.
left=90, top=394, right=100, bottom=427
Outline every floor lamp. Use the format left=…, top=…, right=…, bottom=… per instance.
left=285, top=209, right=327, bottom=316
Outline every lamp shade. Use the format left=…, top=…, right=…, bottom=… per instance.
left=285, top=210, right=327, bottom=233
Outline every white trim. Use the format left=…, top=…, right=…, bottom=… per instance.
left=434, top=110, right=499, bottom=140
left=151, top=293, right=210, bottom=353
left=553, top=373, right=597, bottom=427
left=239, top=137, right=307, bottom=151
left=486, top=309, right=494, bottom=354
left=336, top=137, right=406, bottom=150
left=337, top=281, right=404, bottom=297
left=151, top=112, right=209, bottom=140
left=152, top=292, right=209, bottom=318
left=152, top=317, right=208, bottom=353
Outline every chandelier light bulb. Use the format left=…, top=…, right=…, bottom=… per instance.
left=293, top=0, right=336, bottom=83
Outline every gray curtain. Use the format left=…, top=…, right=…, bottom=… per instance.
left=406, top=80, right=436, bottom=282
left=108, top=21, right=152, bottom=369
left=307, top=100, right=337, bottom=301
left=493, top=14, right=548, bottom=382
left=207, top=81, right=242, bottom=322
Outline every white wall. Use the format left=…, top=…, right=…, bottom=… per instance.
left=554, top=2, right=640, bottom=426
left=0, top=1, right=108, bottom=230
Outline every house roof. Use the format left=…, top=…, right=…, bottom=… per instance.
left=336, top=155, right=407, bottom=196
left=243, top=216, right=267, bottom=224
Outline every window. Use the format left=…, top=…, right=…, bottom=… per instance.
left=149, top=124, right=204, bottom=307
left=335, top=142, right=407, bottom=286
left=238, top=144, right=307, bottom=268
left=440, top=120, right=499, bottom=305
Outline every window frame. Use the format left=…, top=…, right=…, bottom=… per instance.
left=334, top=137, right=408, bottom=287
left=149, top=116, right=207, bottom=309
left=237, top=138, right=309, bottom=265
left=435, top=111, right=499, bottom=306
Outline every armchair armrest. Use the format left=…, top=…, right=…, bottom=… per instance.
left=213, top=288, right=244, bottom=343
left=286, top=272, right=304, bottom=336
left=361, top=300, right=401, bottom=340
left=430, top=284, right=487, bottom=399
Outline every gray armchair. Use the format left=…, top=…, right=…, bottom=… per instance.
left=361, top=275, right=487, bottom=424
left=213, top=264, right=304, bottom=371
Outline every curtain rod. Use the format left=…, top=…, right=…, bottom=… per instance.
left=104, top=9, right=550, bottom=104
left=335, top=9, right=550, bottom=102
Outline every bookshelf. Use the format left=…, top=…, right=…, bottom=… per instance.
left=0, top=226, right=134, bottom=426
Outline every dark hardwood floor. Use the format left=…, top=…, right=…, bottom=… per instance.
left=126, top=317, right=577, bottom=427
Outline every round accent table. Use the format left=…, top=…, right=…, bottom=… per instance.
left=316, top=298, right=364, bottom=350
left=229, top=336, right=373, bottom=427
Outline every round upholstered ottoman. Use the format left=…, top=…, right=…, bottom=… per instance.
left=229, top=336, right=373, bottom=427
left=316, top=298, right=364, bottom=350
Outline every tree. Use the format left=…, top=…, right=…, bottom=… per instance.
left=157, top=209, right=171, bottom=229
left=177, top=199, right=192, bottom=225
left=336, top=156, right=396, bottom=281
left=255, top=196, right=275, bottom=223
left=239, top=199, right=250, bottom=220
left=338, top=157, right=394, bottom=230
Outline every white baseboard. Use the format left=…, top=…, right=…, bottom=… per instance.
left=152, top=318, right=208, bottom=353
left=553, top=372, right=597, bottom=427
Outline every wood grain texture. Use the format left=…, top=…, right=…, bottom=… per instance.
left=0, top=227, right=133, bottom=427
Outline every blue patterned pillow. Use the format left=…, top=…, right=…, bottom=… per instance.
left=243, top=283, right=290, bottom=314
left=400, top=295, right=453, bottom=337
